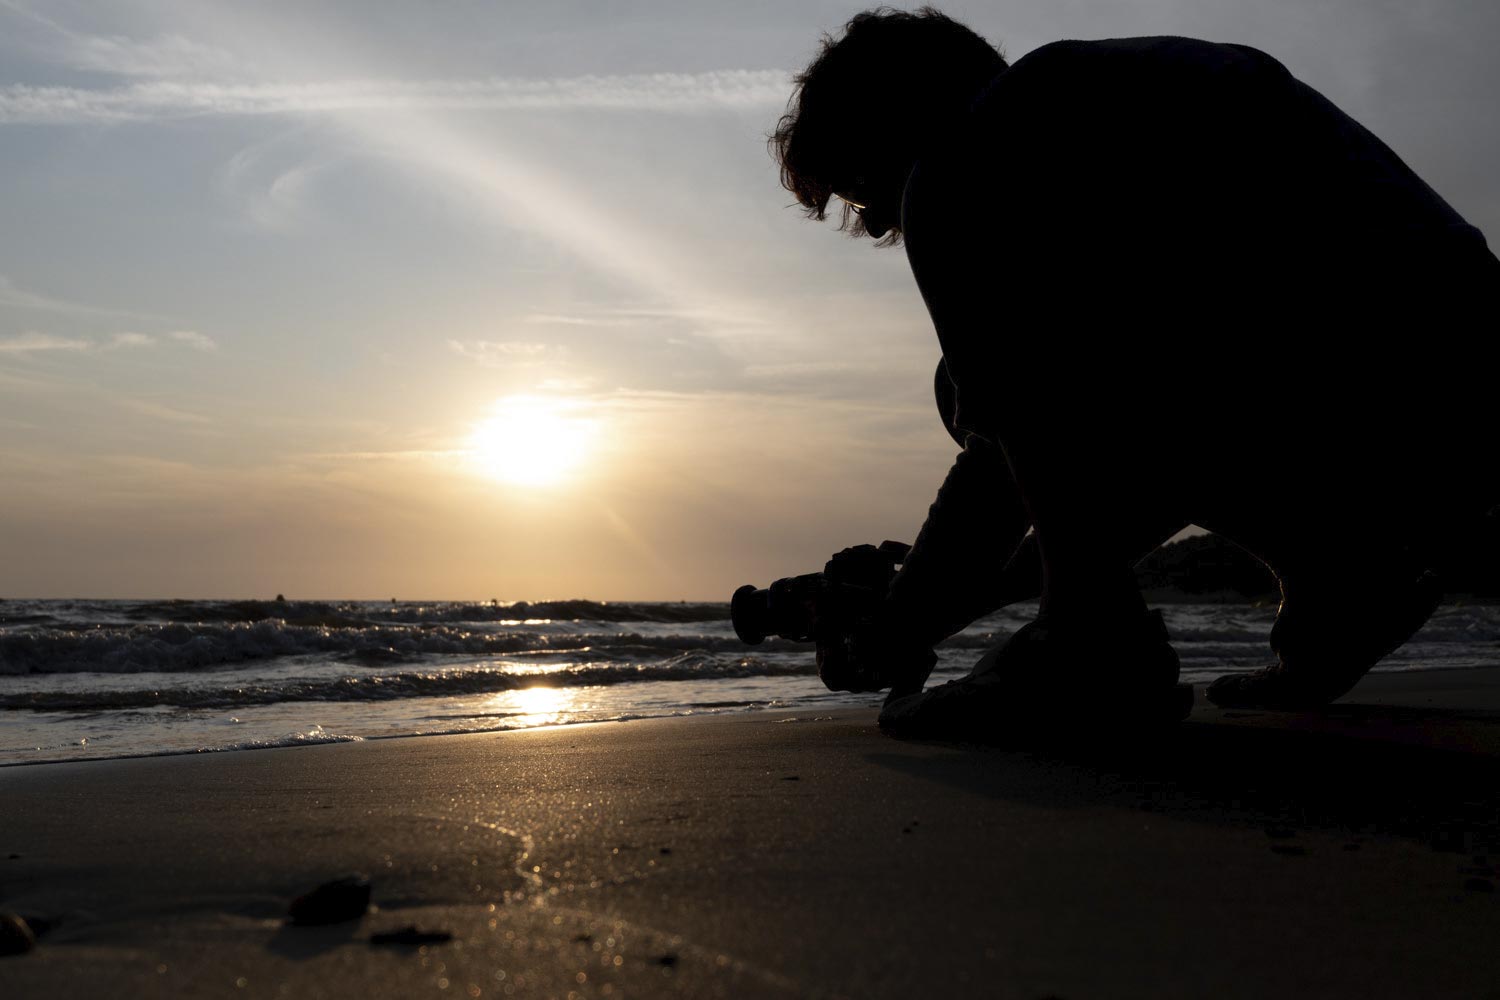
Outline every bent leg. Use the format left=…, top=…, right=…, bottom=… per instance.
left=1191, top=385, right=1474, bottom=708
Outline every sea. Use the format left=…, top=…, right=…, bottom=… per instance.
left=2, top=598, right=1498, bottom=766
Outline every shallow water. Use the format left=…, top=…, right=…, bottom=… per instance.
left=2, top=598, right=1496, bottom=765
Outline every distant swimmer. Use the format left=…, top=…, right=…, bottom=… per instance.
left=748, top=7, right=1498, bottom=738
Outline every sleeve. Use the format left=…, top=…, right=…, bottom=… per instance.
left=881, top=361, right=1036, bottom=646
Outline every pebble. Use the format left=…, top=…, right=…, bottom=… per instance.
left=288, top=874, right=372, bottom=925
left=0, top=913, right=35, bottom=956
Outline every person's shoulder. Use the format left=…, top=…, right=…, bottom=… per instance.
left=997, top=36, right=1291, bottom=87
left=962, top=35, right=1296, bottom=143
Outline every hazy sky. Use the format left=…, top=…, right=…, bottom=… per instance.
left=2, top=0, right=1496, bottom=600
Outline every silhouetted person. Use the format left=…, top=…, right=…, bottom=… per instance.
left=770, top=8, right=1498, bottom=736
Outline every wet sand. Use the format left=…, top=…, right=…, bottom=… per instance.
left=4, top=667, right=1500, bottom=998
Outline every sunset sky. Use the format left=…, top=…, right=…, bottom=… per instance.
left=2, top=0, right=1497, bottom=600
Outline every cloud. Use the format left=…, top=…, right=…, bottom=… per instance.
left=449, top=309, right=752, bottom=395
left=65, top=33, right=245, bottom=79
left=0, top=1, right=248, bottom=78
left=169, top=330, right=217, bottom=351
left=448, top=340, right=558, bottom=368
left=0, top=273, right=162, bottom=321
left=0, top=329, right=215, bottom=355
left=0, top=69, right=791, bottom=125
left=445, top=308, right=924, bottom=405
left=0, top=331, right=89, bottom=353
left=217, top=131, right=343, bottom=232
left=118, top=398, right=213, bottom=425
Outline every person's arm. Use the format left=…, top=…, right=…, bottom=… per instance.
left=883, top=422, right=1035, bottom=651
left=815, top=434, right=1036, bottom=697
left=819, top=363, right=1038, bottom=697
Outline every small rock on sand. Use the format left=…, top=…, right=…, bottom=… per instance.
left=0, top=913, right=36, bottom=956
left=288, top=874, right=371, bottom=926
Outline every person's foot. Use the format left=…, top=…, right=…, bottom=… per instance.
left=878, top=609, right=1191, bottom=740
left=1206, top=569, right=1442, bottom=710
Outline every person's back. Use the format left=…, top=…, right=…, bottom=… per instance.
left=905, top=34, right=1495, bottom=534
left=906, top=36, right=1490, bottom=399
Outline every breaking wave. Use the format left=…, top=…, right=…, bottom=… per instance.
left=0, top=620, right=813, bottom=676
left=0, top=653, right=812, bottom=711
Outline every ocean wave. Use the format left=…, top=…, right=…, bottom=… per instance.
left=0, top=653, right=814, bottom=711
left=105, top=598, right=731, bottom=627
left=0, top=620, right=813, bottom=676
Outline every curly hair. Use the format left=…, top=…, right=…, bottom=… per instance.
left=770, top=7, right=1006, bottom=241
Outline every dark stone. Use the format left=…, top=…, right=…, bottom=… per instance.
left=0, top=913, right=35, bottom=956
left=288, top=874, right=371, bottom=926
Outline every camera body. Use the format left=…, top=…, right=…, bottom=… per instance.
left=731, top=541, right=913, bottom=691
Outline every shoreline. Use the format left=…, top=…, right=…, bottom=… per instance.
left=6, top=661, right=1499, bottom=770
left=4, top=666, right=1500, bottom=997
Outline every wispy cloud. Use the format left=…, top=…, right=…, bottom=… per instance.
left=0, top=273, right=164, bottom=321
left=448, top=340, right=558, bottom=367
left=215, top=129, right=338, bottom=231
left=0, top=331, right=88, bottom=353
left=66, top=33, right=245, bottom=79
left=0, top=328, right=215, bottom=355
left=0, top=0, right=248, bottom=78
left=169, top=329, right=216, bottom=351
left=0, top=70, right=790, bottom=125
left=118, top=398, right=214, bottom=425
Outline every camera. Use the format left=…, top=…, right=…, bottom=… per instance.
left=730, top=540, right=910, bottom=645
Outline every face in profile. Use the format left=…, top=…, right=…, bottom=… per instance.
left=835, top=164, right=909, bottom=243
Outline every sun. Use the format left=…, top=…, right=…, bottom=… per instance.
left=467, top=395, right=596, bottom=487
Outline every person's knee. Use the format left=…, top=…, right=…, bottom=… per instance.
left=933, top=358, right=966, bottom=446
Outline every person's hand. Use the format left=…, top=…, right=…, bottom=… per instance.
left=816, top=619, right=936, bottom=696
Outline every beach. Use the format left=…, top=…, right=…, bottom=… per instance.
left=4, top=668, right=1500, bottom=998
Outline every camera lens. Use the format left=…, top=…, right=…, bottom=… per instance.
left=730, top=584, right=770, bottom=644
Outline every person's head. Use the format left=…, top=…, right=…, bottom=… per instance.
left=771, top=7, right=1005, bottom=245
